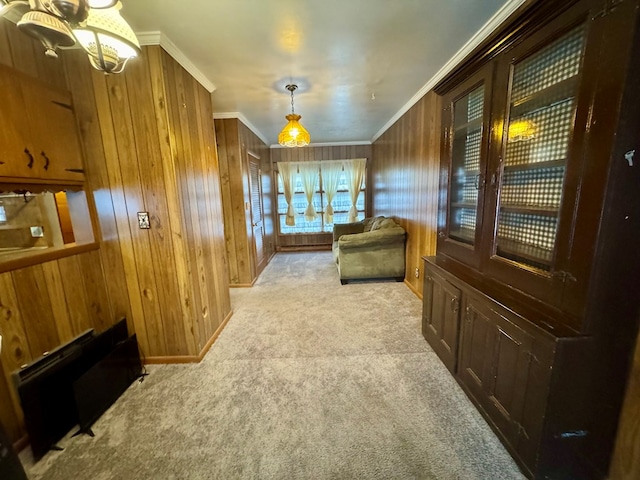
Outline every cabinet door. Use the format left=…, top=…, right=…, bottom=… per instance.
left=459, top=294, right=534, bottom=447
left=0, top=65, right=35, bottom=178
left=21, top=78, right=85, bottom=182
left=482, top=17, right=591, bottom=318
left=422, top=269, right=461, bottom=373
left=438, top=65, right=493, bottom=269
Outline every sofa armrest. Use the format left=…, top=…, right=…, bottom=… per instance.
left=333, top=222, right=365, bottom=242
left=338, top=227, right=406, bottom=250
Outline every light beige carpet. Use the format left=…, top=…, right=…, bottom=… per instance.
left=21, top=252, right=525, bottom=479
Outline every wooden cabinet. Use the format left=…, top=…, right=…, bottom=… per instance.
left=423, top=257, right=593, bottom=479
left=0, top=64, right=85, bottom=183
left=459, top=292, right=536, bottom=451
left=425, top=0, right=640, bottom=478
left=421, top=269, right=461, bottom=373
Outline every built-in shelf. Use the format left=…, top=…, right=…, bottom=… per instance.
left=499, top=205, right=559, bottom=216
left=451, top=202, right=478, bottom=209
left=495, top=236, right=553, bottom=267
left=510, top=76, right=578, bottom=118
left=503, top=159, right=566, bottom=171
left=454, top=116, right=483, bottom=133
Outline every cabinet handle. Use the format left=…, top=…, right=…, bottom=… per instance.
left=65, top=168, right=85, bottom=174
left=41, top=152, right=50, bottom=171
left=25, top=148, right=34, bottom=169
left=451, top=297, right=459, bottom=314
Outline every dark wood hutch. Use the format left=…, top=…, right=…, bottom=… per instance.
left=422, top=0, right=640, bottom=478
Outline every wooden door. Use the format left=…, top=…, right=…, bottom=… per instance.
left=248, top=155, right=266, bottom=269
left=0, top=65, right=33, bottom=179
left=459, top=293, right=534, bottom=448
left=422, top=268, right=461, bottom=373
left=21, top=77, right=85, bottom=182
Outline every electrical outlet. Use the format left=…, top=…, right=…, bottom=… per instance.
left=414, top=267, right=420, bottom=278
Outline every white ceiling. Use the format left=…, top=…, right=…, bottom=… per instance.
left=122, top=0, right=524, bottom=146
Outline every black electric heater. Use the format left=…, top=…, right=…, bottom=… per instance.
left=12, top=318, right=142, bottom=460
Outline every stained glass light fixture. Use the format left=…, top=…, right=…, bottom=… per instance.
left=278, top=84, right=311, bottom=147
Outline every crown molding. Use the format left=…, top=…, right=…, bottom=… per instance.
left=270, top=141, right=372, bottom=149
left=136, top=31, right=216, bottom=93
left=213, top=112, right=270, bottom=147
left=371, top=0, right=528, bottom=143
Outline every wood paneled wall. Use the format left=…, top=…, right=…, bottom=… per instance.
left=0, top=21, right=231, bottom=443
left=68, top=45, right=231, bottom=362
left=0, top=20, right=118, bottom=445
left=370, top=93, right=441, bottom=297
left=611, top=326, right=640, bottom=479
left=0, top=250, right=112, bottom=441
left=215, top=118, right=274, bottom=286
left=270, top=144, right=372, bottom=249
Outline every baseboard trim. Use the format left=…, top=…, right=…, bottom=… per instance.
left=144, top=309, right=234, bottom=364
left=404, top=279, right=423, bottom=300
left=230, top=283, right=253, bottom=288
left=276, top=245, right=331, bottom=252
left=13, top=433, right=29, bottom=452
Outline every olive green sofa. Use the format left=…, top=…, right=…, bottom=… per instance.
left=332, top=216, right=406, bottom=284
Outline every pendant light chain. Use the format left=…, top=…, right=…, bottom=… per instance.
left=291, top=88, right=295, bottom=114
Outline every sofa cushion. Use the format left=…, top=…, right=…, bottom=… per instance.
left=377, top=218, right=397, bottom=230
left=364, top=216, right=385, bottom=232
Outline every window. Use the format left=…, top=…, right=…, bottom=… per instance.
left=276, top=159, right=366, bottom=234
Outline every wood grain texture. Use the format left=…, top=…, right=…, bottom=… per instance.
left=0, top=25, right=231, bottom=444
left=270, top=144, right=372, bottom=249
left=215, top=118, right=273, bottom=285
left=611, top=328, right=640, bottom=479
left=370, top=93, right=441, bottom=297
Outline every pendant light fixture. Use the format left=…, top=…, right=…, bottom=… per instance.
left=278, top=84, right=310, bottom=147
left=0, top=0, right=139, bottom=74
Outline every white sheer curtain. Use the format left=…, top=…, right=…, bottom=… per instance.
left=344, top=158, right=366, bottom=222
left=298, top=162, right=319, bottom=221
left=278, top=162, right=297, bottom=226
left=320, top=160, right=343, bottom=224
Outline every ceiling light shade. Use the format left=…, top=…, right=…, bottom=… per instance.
left=17, top=9, right=75, bottom=57
left=72, top=2, right=140, bottom=74
left=279, top=113, right=311, bottom=147
left=86, top=0, right=117, bottom=7
left=0, top=1, right=29, bottom=23
left=278, top=84, right=310, bottom=147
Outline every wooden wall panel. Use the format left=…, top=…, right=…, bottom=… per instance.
left=0, top=23, right=231, bottom=443
left=611, top=326, right=640, bottom=479
left=0, top=251, right=116, bottom=441
left=161, top=49, right=231, bottom=351
left=370, top=93, right=440, bottom=298
left=215, top=118, right=273, bottom=286
left=270, top=144, right=372, bottom=249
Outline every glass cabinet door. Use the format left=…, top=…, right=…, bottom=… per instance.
left=449, top=85, right=484, bottom=244
left=494, top=25, right=586, bottom=272
left=438, top=66, right=493, bottom=268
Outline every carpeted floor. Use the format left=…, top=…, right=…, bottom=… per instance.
left=21, top=252, right=525, bottom=479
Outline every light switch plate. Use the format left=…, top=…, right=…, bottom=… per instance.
left=137, top=212, right=150, bottom=229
